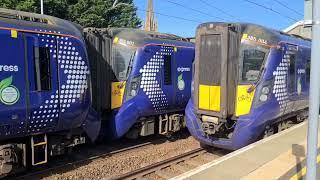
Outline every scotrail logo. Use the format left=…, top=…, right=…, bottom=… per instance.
left=0, top=65, right=19, bottom=72
left=177, top=67, right=191, bottom=73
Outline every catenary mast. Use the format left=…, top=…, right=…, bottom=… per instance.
left=145, top=0, right=158, bottom=32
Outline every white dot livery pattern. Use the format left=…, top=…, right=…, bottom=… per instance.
left=139, top=46, right=174, bottom=112
left=27, top=29, right=89, bottom=133
left=272, top=50, right=292, bottom=112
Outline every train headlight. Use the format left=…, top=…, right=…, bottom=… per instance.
left=262, top=87, right=270, bottom=94
left=131, top=90, right=137, bottom=97
left=130, top=82, right=137, bottom=97
left=259, top=94, right=268, bottom=102
left=259, top=86, right=270, bottom=102
left=255, top=80, right=273, bottom=106
left=131, top=82, right=138, bottom=91
left=191, top=80, right=194, bottom=92
left=126, top=75, right=141, bottom=101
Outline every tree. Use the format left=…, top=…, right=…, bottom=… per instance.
left=0, top=0, right=38, bottom=12
left=0, top=0, right=142, bottom=28
left=108, top=0, right=142, bottom=28
left=68, top=0, right=141, bottom=28
left=42, top=0, right=69, bottom=19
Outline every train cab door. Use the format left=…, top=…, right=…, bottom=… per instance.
left=282, top=43, right=299, bottom=114
left=162, top=46, right=176, bottom=110
left=25, top=32, right=60, bottom=133
left=196, top=25, right=241, bottom=118
left=299, top=47, right=310, bottom=94
left=173, top=47, right=193, bottom=109
left=294, top=46, right=309, bottom=109
left=0, top=29, right=28, bottom=137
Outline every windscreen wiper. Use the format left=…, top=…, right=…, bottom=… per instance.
left=247, top=66, right=265, bottom=93
left=125, top=53, right=135, bottom=80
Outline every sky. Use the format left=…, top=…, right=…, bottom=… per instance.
left=133, top=0, right=305, bottom=37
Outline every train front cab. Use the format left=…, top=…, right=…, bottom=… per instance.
left=108, top=36, right=194, bottom=139
left=186, top=23, right=310, bottom=150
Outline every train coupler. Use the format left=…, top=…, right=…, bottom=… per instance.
left=201, top=115, right=222, bottom=135
left=200, top=115, right=234, bottom=138
left=159, top=114, right=185, bottom=135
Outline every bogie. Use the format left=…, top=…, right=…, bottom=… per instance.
left=125, top=113, right=186, bottom=139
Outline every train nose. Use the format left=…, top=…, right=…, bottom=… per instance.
left=102, top=100, right=140, bottom=140
left=114, top=103, right=139, bottom=138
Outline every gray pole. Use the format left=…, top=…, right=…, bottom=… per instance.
left=306, top=0, right=320, bottom=179
left=40, top=0, right=44, bottom=14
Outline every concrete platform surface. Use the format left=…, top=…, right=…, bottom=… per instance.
left=170, top=122, right=318, bottom=180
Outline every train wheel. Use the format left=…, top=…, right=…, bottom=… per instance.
left=263, top=125, right=275, bottom=139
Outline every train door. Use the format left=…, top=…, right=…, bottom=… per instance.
left=295, top=46, right=309, bottom=109
left=283, top=43, right=299, bottom=114
left=0, top=29, right=27, bottom=137
left=162, top=46, right=176, bottom=110
left=304, top=49, right=311, bottom=91
left=195, top=25, right=240, bottom=118
left=174, top=48, right=193, bottom=109
left=25, top=32, right=60, bottom=134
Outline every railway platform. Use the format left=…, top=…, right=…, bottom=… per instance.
left=171, top=121, right=318, bottom=180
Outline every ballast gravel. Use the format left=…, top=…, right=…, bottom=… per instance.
left=42, top=135, right=200, bottom=180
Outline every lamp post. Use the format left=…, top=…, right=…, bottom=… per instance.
left=306, top=0, right=320, bottom=179
left=40, top=0, right=44, bottom=14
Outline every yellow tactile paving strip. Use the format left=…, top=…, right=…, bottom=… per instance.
left=243, top=140, right=308, bottom=180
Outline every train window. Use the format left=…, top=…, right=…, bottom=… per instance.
left=112, top=44, right=136, bottom=81
left=34, top=46, right=52, bottom=91
left=240, top=47, right=266, bottom=82
left=199, top=34, right=221, bottom=85
left=306, top=58, right=311, bottom=82
left=288, top=54, right=296, bottom=93
left=164, top=55, right=172, bottom=85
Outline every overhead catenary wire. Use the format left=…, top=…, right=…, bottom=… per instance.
left=271, top=0, right=304, bottom=17
left=243, top=0, right=298, bottom=22
left=162, top=0, right=226, bottom=21
left=137, top=8, right=202, bottom=23
left=198, top=0, right=241, bottom=21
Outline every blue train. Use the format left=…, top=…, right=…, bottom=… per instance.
left=0, top=8, right=194, bottom=176
left=186, top=22, right=311, bottom=150
left=0, top=8, right=100, bottom=175
left=84, top=28, right=194, bottom=139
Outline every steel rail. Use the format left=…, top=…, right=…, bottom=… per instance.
left=13, top=141, right=158, bottom=179
left=113, top=148, right=207, bottom=180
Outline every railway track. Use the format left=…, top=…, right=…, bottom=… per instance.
left=10, top=137, right=169, bottom=180
left=9, top=131, right=227, bottom=180
left=113, top=147, right=228, bottom=180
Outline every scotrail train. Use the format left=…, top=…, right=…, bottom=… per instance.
left=0, top=8, right=194, bottom=176
left=84, top=28, right=194, bottom=140
left=185, top=22, right=311, bottom=150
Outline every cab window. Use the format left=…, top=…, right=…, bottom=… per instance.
left=239, top=44, right=268, bottom=83
left=34, top=46, right=51, bottom=91
left=112, top=44, right=136, bottom=81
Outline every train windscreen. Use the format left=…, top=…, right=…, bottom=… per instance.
left=112, top=44, right=137, bottom=81
left=199, top=34, right=222, bottom=86
left=239, top=44, right=268, bottom=83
